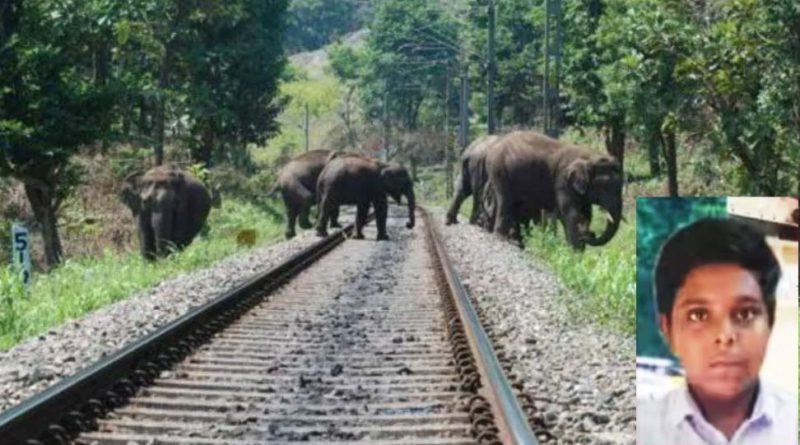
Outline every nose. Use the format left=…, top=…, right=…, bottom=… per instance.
left=714, top=319, right=737, bottom=347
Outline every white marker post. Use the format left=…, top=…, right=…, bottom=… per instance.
left=11, top=223, right=31, bottom=292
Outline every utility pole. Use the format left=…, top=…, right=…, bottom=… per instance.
left=444, top=68, right=452, bottom=199
left=543, top=0, right=563, bottom=138
left=487, top=0, right=497, bottom=135
left=382, top=78, right=389, bottom=161
left=304, top=102, right=310, bottom=152
left=458, top=64, right=470, bottom=151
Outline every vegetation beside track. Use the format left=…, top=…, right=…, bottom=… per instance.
left=0, top=199, right=283, bottom=351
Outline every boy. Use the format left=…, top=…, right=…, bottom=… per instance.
left=637, top=218, right=797, bottom=444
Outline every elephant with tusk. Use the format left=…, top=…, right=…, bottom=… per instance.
left=484, top=130, right=623, bottom=250
left=121, top=164, right=212, bottom=260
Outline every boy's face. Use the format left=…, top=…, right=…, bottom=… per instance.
left=660, top=263, right=771, bottom=401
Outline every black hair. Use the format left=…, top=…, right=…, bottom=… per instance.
left=654, top=218, right=781, bottom=326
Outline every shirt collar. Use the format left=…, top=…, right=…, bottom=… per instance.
left=668, top=380, right=775, bottom=429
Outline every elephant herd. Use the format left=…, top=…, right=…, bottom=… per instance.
left=118, top=152, right=416, bottom=260
left=118, top=130, right=620, bottom=260
left=446, top=130, right=623, bottom=251
left=274, top=150, right=415, bottom=240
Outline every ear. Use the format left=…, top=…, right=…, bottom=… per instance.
left=120, top=172, right=143, bottom=215
left=567, top=159, right=590, bottom=195
left=658, top=314, right=674, bottom=354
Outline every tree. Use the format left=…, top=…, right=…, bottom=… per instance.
left=465, top=0, right=543, bottom=130
left=0, top=0, right=114, bottom=267
left=359, top=0, right=459, bottom=162
left=327, top=43, right=365, bottom=148
left=284, top=0, right=363, bottom=53
left=180, top=0, right=289, bottom=168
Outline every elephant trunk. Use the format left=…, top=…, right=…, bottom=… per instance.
left=586, top=203, right=621, bottom=247
left=405, top=187, right=416, bottom=229
left=152, top=209, right=175, bottom=256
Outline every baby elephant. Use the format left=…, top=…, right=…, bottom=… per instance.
left=121, top=164, right=212, bottom=260
left=316, top=154, right=415, bottom=240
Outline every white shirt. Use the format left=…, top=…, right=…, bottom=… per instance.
left=637, top=381, right=798, bottom=445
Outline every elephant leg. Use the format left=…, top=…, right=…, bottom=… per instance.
left=315, top=197, right=331, bottom=238
left=282, top=191, right=298, bottom=239
left=354, top=204, right=368, bottom=239
left=138, top=212, right=157, bottom=261
left=445, top=182, right=469, bottom=225
left=330, top=207, right=342, bottom=228
left=298, top=204, right=312, bottom=230
left=374, top=196, right=389, bottom=241
left=492, top=185, right=513, bottom=238
left=559, top=208, right=587, bottom=251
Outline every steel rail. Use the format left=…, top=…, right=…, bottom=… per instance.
left=422, top=208, right=540, bottom=445
left=0, top=223, right=356, bottom=445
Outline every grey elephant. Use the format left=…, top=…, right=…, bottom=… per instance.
left=316, top=154, right=415, bottom=240
left=121, top=164, right=212, bottom=260
left=273, top=150, right=340, bottom=239
left=485, top=130, right=623, bottom=250
left=445, top=135, right=500, bottom=227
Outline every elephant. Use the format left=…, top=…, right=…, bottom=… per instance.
left=316, top=154, right=415, bottom=240
left=273, top=150, right=340, bottom=239
left=445, top=135, right=500, bottom=227
left=485, top=130, right=623, bottom=250
left=121, top=164, right=212, bottom=260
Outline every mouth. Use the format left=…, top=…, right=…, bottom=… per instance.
left=709, top=358, right=747, bottom=369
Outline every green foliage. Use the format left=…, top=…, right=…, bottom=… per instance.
left=284, top=0, right=366, bottom=52
left=0, top=0, right=115, bottom=184
left=636, top=198, right=727, bottom=359
left=359, top=0, right=460, bottom=134
left=465, top=0, right=544, bottom=128
left=525, top=209, right=637, bottom=334
left=0, top=198, right=284, bottom=350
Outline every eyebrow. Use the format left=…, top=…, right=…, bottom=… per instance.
left=675, top=294, right=764, bottom=309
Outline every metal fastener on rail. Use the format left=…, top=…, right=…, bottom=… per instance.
left=0, top=222, right=357, bottom=445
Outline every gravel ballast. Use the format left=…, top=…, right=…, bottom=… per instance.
left=437, top=211, right=635, bottom=445
left=0, top=229, right=326, bottom=412
left=1, top=206, right=635, bottom=445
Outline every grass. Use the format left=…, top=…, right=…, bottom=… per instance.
left=523, top=208, right=637, bottom=335
left=0, top=198, right=284, bottom=350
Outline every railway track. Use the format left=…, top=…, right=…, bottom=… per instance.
left=0, top=208, right=541, bottom=445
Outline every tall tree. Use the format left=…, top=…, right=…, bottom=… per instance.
left=182, top=0, right=289, bottom=167
left=284, top=0, right=362, bottom=53
left=359, top=0, right=459, bottom=160
left=0, top=0, right=114, bottom=267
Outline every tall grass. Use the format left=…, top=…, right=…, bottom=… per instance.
left=524, top=209, right=637, bottom=334
left=0, top=198, right=284, bottom=350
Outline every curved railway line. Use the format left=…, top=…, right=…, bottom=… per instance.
left=0, top=209, right=546, bottom=445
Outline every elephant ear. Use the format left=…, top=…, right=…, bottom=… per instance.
left=120, top=171, right=144, bottom=215
left=567, top=159, right=590, bottom=195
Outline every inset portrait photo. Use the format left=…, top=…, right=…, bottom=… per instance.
left=636, top=197, right=798, bottom=445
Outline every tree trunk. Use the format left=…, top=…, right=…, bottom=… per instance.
left=648, top=130, right=662, bottom=177
left=604, top=121, right=625, bottom=171
left=194, top=124, right=214, bottom=168
left=153, top=38, right=175, bottom=166
left=23, top=182, right=63, bottom=268
left=138, top=96, right=150, bottom=136
left=660, top=129, right=679, bottom=197
left=409, top=155, right=418, bottom=182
